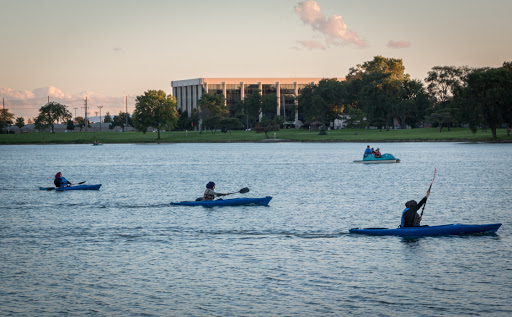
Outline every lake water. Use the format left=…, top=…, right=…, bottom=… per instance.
left=1, top=142, right=511, bottom=316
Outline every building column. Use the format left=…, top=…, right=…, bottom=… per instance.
left=177, top=87, right=183, bottom=112
left=276, top=81, right=281, bottom=116
left=240, top=82, right=244, bottom=101
left=192, top=84, right=197, bottom=112
left=187, top=85, right=192, bottom=115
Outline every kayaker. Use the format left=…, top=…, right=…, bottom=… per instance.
left=364, top=145, right=372, bottom=157
left=203, top=181, right=230, bottom=200
left=400, top=190, right=430, bottom=227
left=54, top=172, right=72, bottom=188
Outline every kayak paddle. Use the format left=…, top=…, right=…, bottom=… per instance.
left=45, top=181, right=86, bottom=191
left=227, top=187, right=250, bottom=195
left=420, top=168, right=436, bottom=217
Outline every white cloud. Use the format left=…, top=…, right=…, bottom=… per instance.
left=387, top=40, right=411, bottom=49
left=295, top=0, right=366, bottom=48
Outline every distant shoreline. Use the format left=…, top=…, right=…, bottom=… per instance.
left=1, top=128, right=511, bottom=145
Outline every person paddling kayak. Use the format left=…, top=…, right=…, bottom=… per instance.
left=400, top=190, right=430, bottom=227
left=54, top=172, right=73, bottom=188
left=203, top=181, right=230, bottom=200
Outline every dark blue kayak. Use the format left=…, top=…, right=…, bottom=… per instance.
left=40, top=184, right=102, bottom=191
left=349, top=223, right=501, bottom=236
left=170, top=196, right=272, bottom=207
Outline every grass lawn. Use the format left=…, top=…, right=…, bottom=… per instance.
left=1, top=128, right=511, bottom=144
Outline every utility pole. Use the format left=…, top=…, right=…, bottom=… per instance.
left=74, top=107, right=78, bottom=121
left=82, top=97, right=88, bottom=132
left=97, top=106, right=103, bottom=132
left=125, top=96, right=128, bottom=131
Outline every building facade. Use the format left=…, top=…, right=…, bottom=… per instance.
left=171, top=78, right=339, bottom=123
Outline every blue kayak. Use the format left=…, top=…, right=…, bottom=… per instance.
left=353, top=153, right=400, bottom=163
left=170, top=196, right=272, bottom=207
left=349, top=223, right=501, bottom=236
left=40, top=184, right=102, bottom=191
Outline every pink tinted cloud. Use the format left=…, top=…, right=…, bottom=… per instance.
left=387, top=40, right=411, bottom=49
left=295, top=0, right=366, bottom=48
left=297, top=40, right=326, bottom=50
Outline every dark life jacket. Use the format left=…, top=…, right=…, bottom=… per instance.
left=203, top=189, right=215, bottom=201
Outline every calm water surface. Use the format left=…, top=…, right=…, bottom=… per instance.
left=1, top=142, right=511, bottom=316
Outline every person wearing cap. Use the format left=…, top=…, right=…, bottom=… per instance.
left=400, top=190, right=430, bottom=227
left=203, top=182, right=230, bottom=201
left=54, top=172, right=72, bottom=188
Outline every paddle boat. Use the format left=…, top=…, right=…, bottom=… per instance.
left=170, top=196, right=272, bottom=207
left=353, top=153, right=400, bottom=163
left=40, top=184, right=102, bottom=191
left=349, top=223, right=501, bottom=237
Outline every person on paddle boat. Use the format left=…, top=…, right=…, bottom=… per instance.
left=203, top=181, right=230, bottom=201
left=400, top=190, right=430, bottom=227
left=374, top=148, right=382, bottom=158
left=54, top=172, right=72, bottom=188
left=364, top=145, right=372, bottom=158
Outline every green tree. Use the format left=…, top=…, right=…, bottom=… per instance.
left=75, top=116, right=86, bottom=131
left=66, top=119, right=75, bottom=131
left=455, top=64, right=512, bottom=139
left=219, top=118, right=243, bottom=131
left=35, top=102, right=71, bottom=133
left=15, top=117, right=25, bottom=132
left=348, top=57, right=410, bottom=130
left=255, top=116, right=280, bottom=138
left=133, top=90, right=179, bottom=140
left=298, top=79, right=343, bottom=127
left=346, top=108, right=367, bottom=130
left=1, top=108, right=15, bottom=133
left=198, top=93, right=229, bottom=132
left=261, top=93, right=278, bottom=120
left=111, top=112, right=133, bottom=130
left=239, top=91, right=263, bottom=129
left=103, top=112, right=112, bottom=123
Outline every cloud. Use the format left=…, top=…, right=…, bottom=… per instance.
left=387, top=40, right=411, bottom=49
left=0, top=86, right=134, bottom=119
left=297, top=40, right=326, bottom=50
left=113, top=47, right=125, bottom=53
left=295, top=0, right=366, bottom=48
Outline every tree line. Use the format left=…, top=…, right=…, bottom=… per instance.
left=2, top=56, right=511, bottom=139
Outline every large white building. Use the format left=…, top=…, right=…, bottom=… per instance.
left=171, top=78, right=341, bottom=122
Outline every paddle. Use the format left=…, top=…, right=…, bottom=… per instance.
left=420, top=168, right=436, bottom=217
left=45, top=181, right=86, bottom=191
left=226, top=187, right=250, bottom=195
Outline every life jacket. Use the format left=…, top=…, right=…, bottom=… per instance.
left=55, top=177, right=70, bottom=188
left=204, top=188, right=215, bottom=200
left=401, top=207, right=421, bottom=227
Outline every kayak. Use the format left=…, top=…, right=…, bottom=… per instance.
left=40, top=184, right=102, bottom=191
left=349, top=223, right=501, bottom=236
left=170, top=196, right=272, bottom=207
left=353, top=153, right=400, bottom=163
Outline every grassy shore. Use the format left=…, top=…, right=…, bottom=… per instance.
left=1, top=128, right=511, bottom=144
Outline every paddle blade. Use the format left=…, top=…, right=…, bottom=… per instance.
left=239, top=187, right=250, bottom=194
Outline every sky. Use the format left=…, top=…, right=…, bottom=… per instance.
left=1, top=0, right=511, bottom=119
